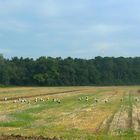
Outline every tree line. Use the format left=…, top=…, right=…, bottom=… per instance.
left=0, top=55, right=140, bottom=86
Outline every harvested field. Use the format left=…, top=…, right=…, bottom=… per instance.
left=0, top=86, right=140, bottom=140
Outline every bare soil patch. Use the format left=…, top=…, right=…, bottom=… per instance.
left=0, top=135, right=62, bottom=140
left=0, top=89, right=85, bottom=101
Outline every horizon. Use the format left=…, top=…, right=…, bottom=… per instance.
left=1, top=54, right=140, bottom=60
left=0, top=0, right=140, bottom=59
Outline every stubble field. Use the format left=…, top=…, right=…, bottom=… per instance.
left=0, top=86, right=140, bottom=140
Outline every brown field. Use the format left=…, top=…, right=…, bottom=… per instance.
left=0, top=86, right=140, bottom=140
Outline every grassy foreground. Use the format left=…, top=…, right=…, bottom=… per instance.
left=0, top=86, right=140, bottom=140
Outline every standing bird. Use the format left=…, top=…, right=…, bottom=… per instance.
left=94, top=98, right=98, bottom=103
left=104, top=99, right=108, bottom=103
left=13, top=100, right=17, bottom=103
left=78, top=97, right=82, bottom=101
left=135, top=97, right=139, bottom=102
left=35, top=98, right=38, bottom=102
left=57, top=99, right=61, bottom=104
left=86, top=96, right=89, bottom=101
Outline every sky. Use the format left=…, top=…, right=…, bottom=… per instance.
left=0, top=0, right=140, bottom=59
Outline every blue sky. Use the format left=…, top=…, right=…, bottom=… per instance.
left=0, top=0, right=140, bottom=58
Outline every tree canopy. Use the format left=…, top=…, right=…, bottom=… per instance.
left=0, top=56, right=140, bottom=86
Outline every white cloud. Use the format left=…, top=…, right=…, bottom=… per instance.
left=37, top=0, right=87, bottom=18
left=65, top=24, right=126, bottom=38
left=0, top=48, right=12, bottom=54
left=40, top=0, right=61, bottom=17
left=93, top=24, right=122, bottom=36
left=96, top=42, right=113, bottom=50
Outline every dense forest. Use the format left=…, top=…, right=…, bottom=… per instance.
left=0, top=54, right=140, bottom=86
